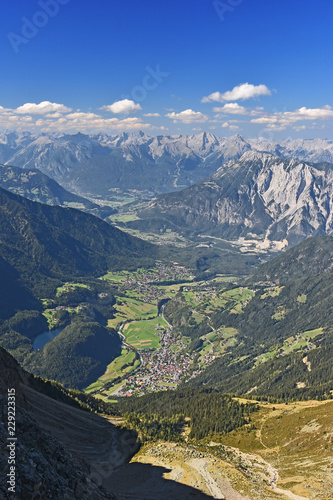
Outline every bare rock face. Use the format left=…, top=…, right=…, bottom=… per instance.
left=136, top=151, right=333, bottom=245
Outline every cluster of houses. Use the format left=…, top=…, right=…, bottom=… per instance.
left=118, top=326, right=196, bottom=396
left=114, top=262, right=195, bottom=302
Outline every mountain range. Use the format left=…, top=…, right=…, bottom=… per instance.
left=0, top=163, right=115, bottom=218
left=130, top=151, right=333, bottom=245
left=1, top=130, right=333, bottom=199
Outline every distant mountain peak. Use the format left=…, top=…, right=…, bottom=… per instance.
left=0, top=130, right=332, bottom=198
left=136, top=153, right=333, bottom=245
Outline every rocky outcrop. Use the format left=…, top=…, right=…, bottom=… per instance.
left=136, top=151, right=333, bottom=244
left=1, top=131, right=332, bottom=197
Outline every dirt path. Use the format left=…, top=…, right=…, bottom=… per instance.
left=188, top=458, right=225, bottom=499
left=272, top=486, right=309, bottom=500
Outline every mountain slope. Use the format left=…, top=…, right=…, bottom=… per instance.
left=250, top=235, right=333, bottom=282
left=0, top=187, right=157, bottom=296
left=0, top=346, right=140, bottom=499
left=0, top=163, right=115, bottom=218
left=186, top=236, right=333, bottom=398
left=0, top=256, right=40, bottom=320
left=132, top=152, right=333, bottom=245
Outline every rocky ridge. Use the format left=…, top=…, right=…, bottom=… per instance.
left=134, top=151, right=333, bottom=245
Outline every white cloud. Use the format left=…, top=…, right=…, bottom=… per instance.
left=101, top=99, right=142, bottom=114
left=213, top=103, right=247, bottom=115
left=65, top=112, right=101, bottom=120
left=15, top=101, right=72, bottom=114
left=0, top=101, right=153, bottom=132
left=221, top=122, right=240, bottom=130
left=165, top=109, right=208, bottom=123
left=202, top=83, right=271, bottom=103
left=39, top=115, right=150, bottom=132
left=143, top=112, right=160, bottom=117
left=251, top=105, right=333, bottom=129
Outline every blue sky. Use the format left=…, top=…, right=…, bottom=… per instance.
left=0, top=0, right=332, bottom=139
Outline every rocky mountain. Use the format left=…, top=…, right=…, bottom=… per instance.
left=249, top=137, right=333, bottom=163
left=1, top=130, right=332, bottom=198
left=0, top=163, right=115, bottom=218
left=131, top=151, right=333, bottom=245
left=0, top=131, right=108, bottom=179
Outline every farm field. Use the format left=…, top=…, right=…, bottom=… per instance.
left=189, top=287, right=254, bottom=317
left=85, top=349, right=140, bottom=394
left=260, top=285, right=284, bottom=299
left=123, top=316, right=168, bottom=349
left=109, top=213, right=140, bottom=223
left=108, top=297, right=158, bottom=328
left=198, top=327, right=238, bottom=362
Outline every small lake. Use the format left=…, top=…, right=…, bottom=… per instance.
left=32, top=327, right=64, bottom=350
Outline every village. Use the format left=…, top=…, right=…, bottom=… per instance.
left=106, top=261, right=195, bottom=303
left=115, top=325, right=197, bottom=396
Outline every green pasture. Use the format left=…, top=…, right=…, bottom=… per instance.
left=108, top=297, right=158, bottom=328
left=123, top=316, right=167, bottom=348
left=56, top=282, right=90, bottom=296
left=117, top=297, right=157, bottom=319
left=109, top=214, right=140, bottom=223
left=84, top=349, right=140, bottom=393
left=255, top=327, right=323, bottom=366
left=260, top=286, right=284, bottom=300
